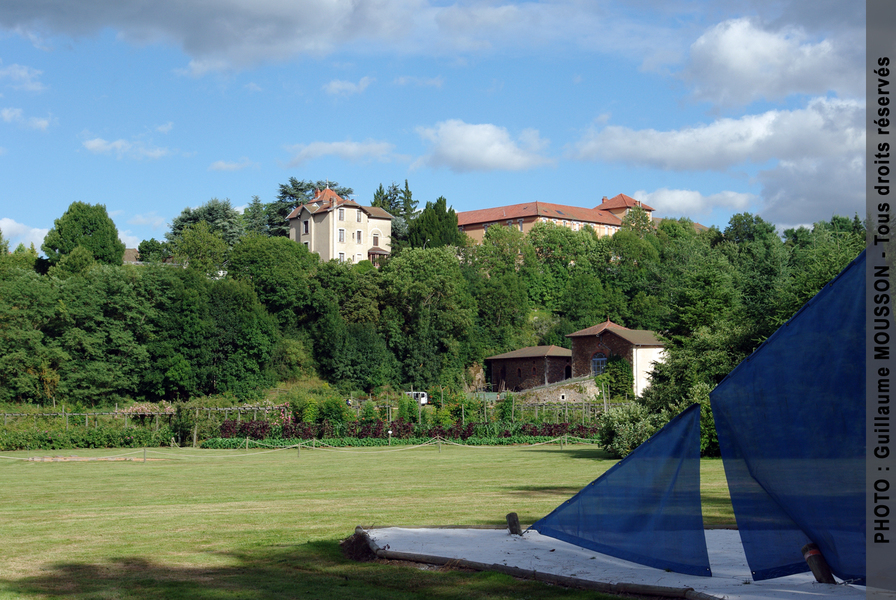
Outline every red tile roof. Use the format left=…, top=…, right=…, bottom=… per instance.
left=286, top=188, right=360, bottom=220
left=456, top=201, right=622, bottom=227
left=595, top=193, right=655, bottom=212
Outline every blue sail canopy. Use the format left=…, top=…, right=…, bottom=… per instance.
left=530, top=404, right=711, bottom=577
left=710, top=251, right=865, bottom=583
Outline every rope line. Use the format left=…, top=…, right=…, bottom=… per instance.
left=1, top=436, right=600, bottom=460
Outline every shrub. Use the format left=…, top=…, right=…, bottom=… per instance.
left=596, top=403, right=662, bottom=458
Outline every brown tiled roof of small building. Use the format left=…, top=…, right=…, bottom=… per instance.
left=566, top=319, right=629, bottom=337
left=456, top=201, right=621, bottom=227
left=567, top=319, right=663, bottom=347
left=486, top=345, right=572, bottom=361
left=595, top=193, right=655, bottom=212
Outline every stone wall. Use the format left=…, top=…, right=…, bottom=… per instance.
left=490, top=356, right=570, bottom=392
left=514, top=376, right=600, bottom=405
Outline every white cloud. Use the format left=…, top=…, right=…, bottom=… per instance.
left=82, top=137, right=170, bottom=159
left=127, top=212, right=167, bottom=229
left=758, top=154, right=865, bottom=230
left=415, top=119, right=553, bottom=173
left=118, top=230, right=142, bottom=248
left=1, top=106, right=50, bottom=130
left=209, top=157, right=257, bottom=171
left=683, top=18, right=863, bottom=105
left=0, top=61, right=46, bottom=91
left=323, top=76, right=374, bottom=96
left=244, top=82, right=263, bottom=92
left=0, top=1, right=685, bottom=74
left=571, top=97, right=864, bottom=171
left=0, top=217, right=48, bottom=249
left=156, top=121, right=173, bottom=133
left=633, top=188, right=755, bottom=218
left=394, top=75, right=443, bottom=87
left=286, top=139, right=396, bottom=167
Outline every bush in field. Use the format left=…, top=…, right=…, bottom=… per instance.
left=596, top=403, right=662, bottom=458
left=0, top=424, right=174, bottom=451
left=359, top=400, right=378, bottom=424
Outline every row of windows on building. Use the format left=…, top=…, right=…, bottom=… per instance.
left=301, top=221, right=379, bottom=247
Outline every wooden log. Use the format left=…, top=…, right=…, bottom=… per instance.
left=506, top=512, right=523, bottom=535
left=801, top=543, right=836, bottom=584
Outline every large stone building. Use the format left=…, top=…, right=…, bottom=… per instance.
left=566, top=320, right=665, bottom=398
left=485, top=345, right=572, bottom=392
left=455, top=194, right=655, bottom=244
left=287, top=187, right=393, bottom=264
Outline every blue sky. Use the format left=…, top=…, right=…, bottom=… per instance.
left=0, top=1, right=865, bottom=251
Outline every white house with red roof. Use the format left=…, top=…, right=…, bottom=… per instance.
left=287, top=187, right=393, bottom=264
left=455, top=194, right=653, bottom=244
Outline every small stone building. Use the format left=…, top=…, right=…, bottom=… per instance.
left=567, top=320, right=664, bottom=397
left=486, top=345, right=572, bottom=392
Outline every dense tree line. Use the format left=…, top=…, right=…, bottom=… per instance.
left=0, top=184, right=865, bottom=418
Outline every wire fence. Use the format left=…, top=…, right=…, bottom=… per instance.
left=0, top=434, right=602, bottom=462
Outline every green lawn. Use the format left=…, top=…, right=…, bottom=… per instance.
left=0, top=444, right=734, bottom=599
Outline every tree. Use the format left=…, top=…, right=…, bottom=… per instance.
left=42, top=202, right=126, bottom=265
left=381, top=247, right=476, bottom=388
left=228, top=235, right=318, bottom=330
left=242, top=195, right=268, bottom=236
left=167, top=198, right=244, bottom=247
left=171, top=221, right=228, bottom=277
left=407, top=196, right=464, bottom=249
left=621, top=205, right=654, bottom=238
left=399, top=180, right=418, bottom=221
left=371, top=182, right=401, bottom=214
left=267, top=178, right=353, bottom=237
left=137, top=238, right=171, bottom=263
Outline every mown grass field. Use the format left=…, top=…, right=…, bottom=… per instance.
left=0, top=443, right=734, bottom=600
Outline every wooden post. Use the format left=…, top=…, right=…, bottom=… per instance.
left=193, top=408, right=199, bottom=448
left=125, top=414, right=129, bottom=430
left=801, top=543, right=836, bottom=584
left=85, top=414, right=88, bottom=428
left=245, top=437, right=249, bottom=450
left=237, top=409, right=241, bottom=424
left=506, top=512, right=523, bottom=536
left=143, top=448, right=146, bottom=463
left=64, top=408, right=67, bottom=431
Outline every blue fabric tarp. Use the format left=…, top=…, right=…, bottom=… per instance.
left=530, top=403, right=711, bottom=577
left=710, top=251, right=865, bottom=583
